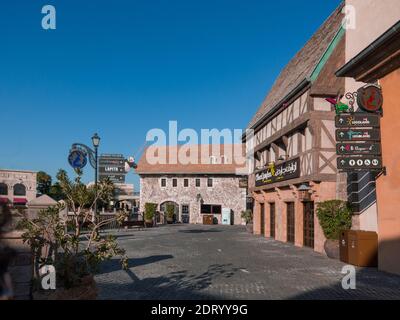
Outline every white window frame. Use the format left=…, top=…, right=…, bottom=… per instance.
left=160, top=178, right=167, bottom=188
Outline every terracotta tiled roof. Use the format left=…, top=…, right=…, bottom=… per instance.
left=310, top=34, right=346, bottom=97
left=27, top=194, right=58, bottom=206
left=248, top=3, right=345, bottom=128
left=135, top=144, right=246, bottom=175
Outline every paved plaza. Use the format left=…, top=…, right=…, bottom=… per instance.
left=95, top=225, right=400, bottom=300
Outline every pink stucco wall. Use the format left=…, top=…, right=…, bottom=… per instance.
left=345, top=0, right=400, bottom=61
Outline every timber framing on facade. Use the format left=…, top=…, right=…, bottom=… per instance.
left=246, top=4, right=347, bottom=254
left=247, top=14, right=346, bottom=192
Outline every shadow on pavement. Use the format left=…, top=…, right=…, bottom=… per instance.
left=98, top=255, right=174, bottom=275
left=179, top=229, right=222, bottom=234
left=97, top=263, right=240, bottom=300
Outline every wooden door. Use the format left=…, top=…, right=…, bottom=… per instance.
left=303, top=202, right=315, bottom=248
left=260, top=203, right=265, bottom=236
left=287, top=202, right=295, bottom=243
left=203, top=215, right=213, bottom=225
left=270, top=203, right=276, bottom=239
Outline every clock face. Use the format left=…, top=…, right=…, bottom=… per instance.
left=357, top=85, right=383, bottom=113
left=68, top=150, right=87, bottom=169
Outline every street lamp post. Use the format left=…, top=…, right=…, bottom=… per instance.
left=69, top=134, right=101, bottom=221
left=69, top=134, right=138, bottom=222
left=91, top=133, right=101, bottom=219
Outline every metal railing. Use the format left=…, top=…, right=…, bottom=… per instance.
left=66, top=212, right=121, bottom=232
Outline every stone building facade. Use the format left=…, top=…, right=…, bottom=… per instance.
left=245, top=4, right=348, bottom=254
left=0, top=169, right=37, bottom=206
left=136, top=145, right=247, bottom=225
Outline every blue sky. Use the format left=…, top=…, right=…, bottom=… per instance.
left=0, top=0, right=341, bottom=189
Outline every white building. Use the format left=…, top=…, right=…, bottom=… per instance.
left=136, top=145, right=248, bottom=225
left=0, top=169, right=37, bottom=207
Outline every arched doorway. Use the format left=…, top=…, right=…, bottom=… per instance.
left=160, top=201, right=179, bottom=223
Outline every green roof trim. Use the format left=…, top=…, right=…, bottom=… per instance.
left=310, top=26, right=345, bottom=82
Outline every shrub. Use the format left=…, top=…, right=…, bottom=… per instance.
left=241, top=209, right=253, bottom=225
left=16, top=169, right=128, bottom=290
left=144, top=203, right=157, bottom=221
left=316, top=200, right=352, bottom=240
left=166, top=204, right=175, bottom=220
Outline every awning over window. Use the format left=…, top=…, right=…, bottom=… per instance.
left=0, top=197, right=9, bottom=204
left=13, top=198, right=27, bottom=204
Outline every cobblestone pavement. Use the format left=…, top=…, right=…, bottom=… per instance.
left=95, top=225, right=400, bottom=300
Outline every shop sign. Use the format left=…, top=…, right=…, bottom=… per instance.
left=337, top=156, right=383, bottom=170
left=255, top=158, right=300, bottom=187
left=99, top=154, right=127, bottom=183
left=357, top=85, right=383, bottom=113
left=336, top=129, right=380, bottom=141
left=99, top=174, right=125, bottom=183
left=335, top=114, right=380, bottom=128
left=336, top=142, right=381, bottom=155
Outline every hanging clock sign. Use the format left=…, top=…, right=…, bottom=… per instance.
left=68, top=148, right=88, bottom=170
left=357, top=84, right=383, bottom=113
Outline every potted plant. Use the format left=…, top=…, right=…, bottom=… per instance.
left=241, top=210, right=253, bottom=233
left=316, top=200, right=352, bottom=259
left=166, top=204, right=175, bottom=224
left=144, top=203, right=157, bottom=227
left=16, top=169, right=128, bottom=300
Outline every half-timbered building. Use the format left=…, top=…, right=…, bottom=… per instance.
left=246, top=4, right=347, bottom=253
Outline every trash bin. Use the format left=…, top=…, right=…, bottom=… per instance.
left=341, top=230, right=378, bottom=267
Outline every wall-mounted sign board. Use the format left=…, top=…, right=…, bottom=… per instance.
left=336, top=129, right=381, bottom=142
left=337, top=156, right=383, bottom=170
left=335, top=114, right=380, bottom=128
left=336, top=142, right=381, bottom=155
left=255, top=157, right=300, bottom=187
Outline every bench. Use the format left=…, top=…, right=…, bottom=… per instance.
left=121, top=220, right=145, bottom=230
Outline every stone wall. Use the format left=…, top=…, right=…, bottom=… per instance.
left=140, top=175, right=247, bottom=225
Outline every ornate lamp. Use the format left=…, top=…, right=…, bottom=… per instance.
left=91, top=133, right=101, bottom=148
left=298, top=184, right=311, bottom=202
